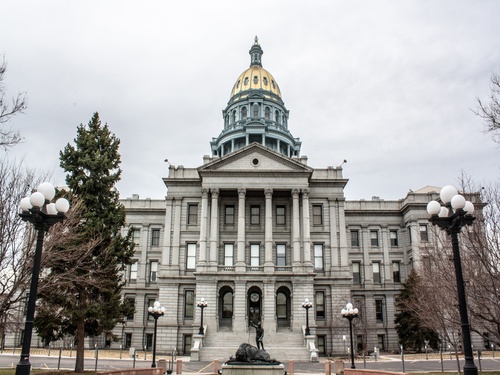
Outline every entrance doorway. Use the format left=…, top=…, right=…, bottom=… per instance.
left=247, top=287, right=262, bottom=326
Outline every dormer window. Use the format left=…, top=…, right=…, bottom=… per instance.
left=253, top=76, right=258, bottom=84
left=263, top=77, right=268, bottom=86
left=244, top=77, right=249, bottom=85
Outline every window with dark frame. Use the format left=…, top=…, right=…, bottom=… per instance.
left=184, top=290, right=194, bottom=318
left=370, top=230, right=379, bottom=247
left=149, top=260, right=158, bottom=282
left=351, top=230, right=360, bottom=247
left=312, top=205, right=323, bottom=225
left=225, top=205, right=235, bottom=225
left=392, top=262, right=401, bottom=283
left=314, top=244, right=324, bottom=271
left=250, top=205, right=260, bottom=225
left=276, top=205, right=286, bottom=225
left=126, top=298, right=135, bottom=321
left=224, top=243, right=234, bottom=266
left=375, top=299, right=384, bottom=321
left=373, top=262, right=381, bottom=283
left=186, top=243, right=196, bottom=270
left=353, top=262, right=361, bottom=284
left=317, top=335, right=326, bottom=356
left=183, top=334, right=192, bottom=355
left=390, top=230, right=398, bottom=247
left=151, top=229, right=160, bottom=246
left=129, top=261, right=138, bottom=282
left=250, top=244, right=260, bottom=267
left=377, top=334, right=385, bottom=350
left=276, top=244, right=286, bottom=266
left=276, top=292, right=287, bottom=319
left=315, top=291, right=325, bottom=319
left=125, top=333, right=132, bottom=349
left=420, top=224, right=429, bottom=242
left=188, top=204, right=198, bottom=225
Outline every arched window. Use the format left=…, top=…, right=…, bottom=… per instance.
left=276, top=286, right=291, bottom=327
left=265, top=107, right=270, bottom=120
left=253, top=104, right=259, bottom=117
left=219, top=286, right=234, bottom=328
left=242, top=107, right=247, bottom=120
left=275, top=110, right=280, bottom=124
left=231, top=110, right=236, bottom=124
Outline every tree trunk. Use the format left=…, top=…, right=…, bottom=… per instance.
left=75, top=317, right=85, bottom=373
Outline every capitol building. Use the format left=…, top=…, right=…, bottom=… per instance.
left=112, top=38, right=437, bottom=361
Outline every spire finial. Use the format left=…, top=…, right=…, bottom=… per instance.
left=249, top=37, right=263, bottom=67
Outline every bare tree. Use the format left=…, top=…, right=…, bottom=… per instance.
left=0, top=157, right=46, bottom=343
left=0, top=58, right=26, bottom=149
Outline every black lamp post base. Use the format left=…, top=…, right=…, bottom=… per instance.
left=16, top=360, right=32, bottom=375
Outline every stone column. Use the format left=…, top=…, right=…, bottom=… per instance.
left=198, top=188, right=209, bottom=265
left=264, top=188, right=274, bottom=270
left=292, top=189, right=301, bottom=266
left=302, top=189, right=311, bottom=265
left=382, top=227, right=391, bottom=283
left=209, top=189, right=219, bottom=266
left=236, top=188, right=246, bottom=269
left=337, top=199, right=349, bottom=268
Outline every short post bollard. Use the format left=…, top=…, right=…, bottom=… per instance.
left=440, top=348, right=444, bottom=373
left=478, top=350, right=482, bottom=374
left=288, top=360, right=294, bottom=375
left=133, top=348, right=137, bottom=368
left=325, top=360, right=330, bottom=375
left=95, top=345, right=99, bottom=371
left=57, top=347, right=62, bottom=369
left=400, top=344, right=405, bottom=374
left=177, top=358, right=182, bottom=374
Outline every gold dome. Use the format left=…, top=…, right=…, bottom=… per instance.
left=230, top=66, right=282, bottom=99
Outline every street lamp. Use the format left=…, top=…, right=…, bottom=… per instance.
left=148, top=301, right=165, bottom=368
left=197, top=298, right=207, bottom=335
left=341, top=302, right=359, bottom=369
left=302, top=298, right=313, bottom=336
left=16, top=182, right=70, bottom=375
left=427, top=185, right=478, bottom=375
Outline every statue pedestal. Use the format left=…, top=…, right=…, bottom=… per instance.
left=222, top=364, right=285, bottom=375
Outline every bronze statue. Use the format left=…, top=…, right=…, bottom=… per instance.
left=250, top=321, right=265, bottom=350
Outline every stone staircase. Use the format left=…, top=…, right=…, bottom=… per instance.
left=198, top=328, right=311, bottom=362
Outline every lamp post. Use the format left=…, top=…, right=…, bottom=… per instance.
left=302, top=298, right=313, bottom=336
left=16, top=183, right=70, bottom=375
left=148, top=301, right=165, bottom=368
left=197, top=298, right=207, bottom=335
left=341, top=302, right=359, bottom=369
left=426, top=185, right=478, bottom=375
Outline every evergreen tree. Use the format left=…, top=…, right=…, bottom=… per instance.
left=35, top=113, right=134, bottom=373
left=394, top=269, right=440, bottom=352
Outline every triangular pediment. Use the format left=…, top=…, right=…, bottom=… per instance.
left=198, top=143, right=312, bottom=174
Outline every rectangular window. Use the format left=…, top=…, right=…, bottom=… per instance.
left=314, top=244, right=324, bottom=271
left=129, top=261, right=138, bottom=282
left=276, top=244, right=286, bottom=266
left=250, top=205, right=260, bottom=225
left=186, top=243, right=196, bottom=270
left=373, top=262, right=381, bottom=283
left=225, top=205, right=235, bottom=225
left=407, top=226, right=412, bottom=245
left=390, top=230, right=398, bottom=247
left=250, top=244, right=260, bottom=267
left=151, top=229, right=160, bottom=246
left=125, top=333, right=132, bottom=349
left=351, top=230, right=359, bottom=247
left=146, top=334, right=153, bottom=349
left=149, top=260, right=158, bottom=282
left=132, top=228, right=140, bottom=245
left=375, top=299, right=384, bottom=321
left=126, top=298, right=135, bottom=321
left=312, top=205, right=323, bottom=225
left=183, top=334, right=192, bottom=355
left=147, top=298, right=156, bottom=321
left=317, top=335, right=326, bottom=356
left=370, top=231, right=379, bottom=247
left=392, top=262, right=401, bottom=283
left=352, top=262, right=361, bottom=284
left=184, top=290, right=194, bottom=318
left=276, top=205, right=286, bottom=225
left=315, top=291, right=325, bottom=319
left=420, top=224, right=429, bottom=242
left=188, top=204, right=198, bottom=225
left=224, top=243, right=234, bottom=266
left=377, top=334, right=385, bottom=351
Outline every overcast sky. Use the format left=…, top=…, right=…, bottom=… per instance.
left=2, top=0, right=499, bottom=201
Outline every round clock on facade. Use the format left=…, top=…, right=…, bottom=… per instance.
left=250, top=293, right=260, bottom=302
